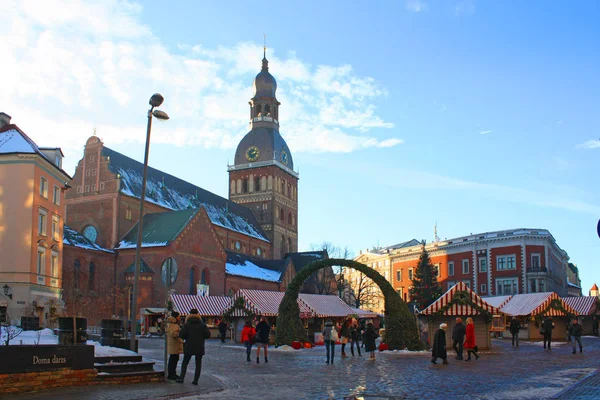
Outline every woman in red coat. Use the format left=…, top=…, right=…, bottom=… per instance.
left=241, top=320, right=256, bottom=362
left=464, top=317, right=480, bottom=361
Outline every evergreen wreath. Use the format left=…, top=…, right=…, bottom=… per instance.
left=221, top=296, right=256, bottom=322
left=275, top=258, right=424, bottom=350
left=427, top=290, right=493, bottom=324
left=533, top=298, right=576, bottom=326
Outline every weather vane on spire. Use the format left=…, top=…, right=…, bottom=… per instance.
left=263, top=33, right=267, bottom=58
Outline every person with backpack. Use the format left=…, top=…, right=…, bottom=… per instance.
left=322, top=320, right=338, bottom=364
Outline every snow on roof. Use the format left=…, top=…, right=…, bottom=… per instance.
left=102, top=146, right=268, bottom=242
left=226, top=259, right=281, bottom=282
left=63, top=225, right=114, bottom=253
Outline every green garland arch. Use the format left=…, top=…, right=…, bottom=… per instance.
left=426, top=290, right=493, bottom=324
left=275, top=258, right=423, bottom=350
left=221, top=296, right=256, bottom=322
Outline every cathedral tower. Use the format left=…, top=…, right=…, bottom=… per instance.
left=228, top=48, right=299, bottom=258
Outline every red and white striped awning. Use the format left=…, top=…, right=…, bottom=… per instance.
left=230, top=289, right=314, bottom=318
left=171, top=294, right=232, bottom=316
left=562, top=296, right=598, bottom=316
left=499, top=292, right=578, bottom=317
left=299, top=293, right=355, bottom=318
left=420, top=282, right=502, bottom=316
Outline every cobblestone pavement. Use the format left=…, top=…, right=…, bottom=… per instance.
left=7, top=336, right=600, bottom=400
left=554, top=368, right=600, bottom=400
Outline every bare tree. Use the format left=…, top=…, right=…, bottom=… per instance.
left=309, top=242, right=354, bottom=297
left=345, top=272, right=384, bottom=310
left=2, top=314, right=23, bottom=345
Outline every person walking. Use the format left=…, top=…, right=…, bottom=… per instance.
left=340, top=319, right=351, bottom=358
left=322, top=320, right=337, bottom=364
left=349, top=321, right=362, bottom=357
left=541, top=316, right=554, bottom=350
left=255, top=316, right=270, bottom=364
left=363, top=322, right=378, bottom=361
left=592, top=316, right=599, bottom=336
left=431, top=323, right=448, bottom=365
left=166, top=311, right=183, bottom=380
left=241, top=320, right=256, bottom=362
left=464, top=317, right=479, bottom=361
left=452, top=317, right=466, bottom=360
left=218, top=319, right=228, bottom=343
left=509, top=316, right=520, bottom=347
left=568, top=318, right=583, bottom=354
left=177, top=309, right=211, bottom=385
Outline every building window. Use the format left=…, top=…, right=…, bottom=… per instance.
left=279, top=208, right=284, bottom=220
left=85, top=185, right=90, bottom=192
left=531, top=254, right=541, bottom=269
left=89, top=262, right=95, bottom=290
left=496, top=278, right=518, bottom=295
left=408, top=268, right=413, bottom=281
left=39, top=209, right=47, bottom=236
left=447, top=281, right=456, bottom=290
left=235, top=241, right=241, bottom=251
left=480, top=283, right=487, bottom=293
left=539, top=279, right=545, bottom=292
left=433, top=263, right=440, bottom=277
left=462, top=280, right=471, bottom=289
left=125, top=208, right=132, bottom=220
left=91, top=184, right=96, bottom=191
left=255, top=177, right=260, bottom=192
left=37, top=246, right=46, bottom=274
left=497, top=255, right=517, bottom=270
left=396, top=270, right=402, bottom=282
left=90, top=156, right=95, bottom=162
left=448, top=261, right=454, bottom=276
left=51, top=251, right=59, bottom=278
left=52, top=215, right=60, bottom=241
left=77, top=186, right=82, bottom=194
left=397, top=287, right=403, bottom=297
left=189, top=267, right=198, bottom=295
left=85, top=169, right=91, bottom=177
left=83, top=225, right=98, bottom=243
left=530, top=278, right=537, bottom=293
left=478, top=257, right=487, bottom=273
left=256, top=247, right=262, bottom=257
left=462, top=259, right=469, bottom=274
left=161, top=258, right=179, bottom=286
left=53, top=186, right=60, bottom=205
left=40, top=177, right=48, bottom=198
left=92, top=169, right=97, bottom=176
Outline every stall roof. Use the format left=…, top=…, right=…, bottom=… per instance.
left=482, top=295, right=513, bottom=309
left=498, top=292, right=578, bottom=317
left=420, top=282, right=502, bottom=316
left=350, top=307, right=379, bottom=319
left=562, top=296, right=598, bottom=316
left=231, top=289, right=313, bottom=317
left=299, top=293, right=355, bottom=318
left=171, top=295, right=232, bottom=316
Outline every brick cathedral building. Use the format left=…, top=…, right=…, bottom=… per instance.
left=60, top=51, right=320, bottom=325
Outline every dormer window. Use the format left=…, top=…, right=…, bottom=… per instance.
left=264, top=105, right=271, bottom=116
left=255, top=105, right=262, bottom=117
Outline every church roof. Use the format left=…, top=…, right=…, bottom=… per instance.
left=591, top=283, right=598, bottom=291
left=233, top=127, right=295, bottom=172
left=117, top=208, right=199, bottom=249
left=286, top=251, right=328, bottom=273
left=253, top=55, right=277, bottom=99
left=124, top=258, right=154, bottom=274
left=101, top=146, right=268, bottom=242
left=225, top=251, right=286, bottom=282
left=63, top=225, right=114, bottom=253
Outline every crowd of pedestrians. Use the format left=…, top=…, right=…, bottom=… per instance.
left=322, top=318, right=378, bottom=364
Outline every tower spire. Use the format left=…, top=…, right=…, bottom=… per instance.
left=262, top=33, right=268, bottom=71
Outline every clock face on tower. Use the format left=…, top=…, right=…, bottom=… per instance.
left=280, top=150, right=289, bottom=165
left=245, top=146, right=260, bottom=162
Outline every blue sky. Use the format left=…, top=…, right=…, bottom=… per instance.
left=2, top=1, right=599, bottom=290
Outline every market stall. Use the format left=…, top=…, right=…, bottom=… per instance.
left=561, top=296, right=597, bottom=335
left=419, top=282, right=503, bottom=350
left=170, top=294, right=233, bottom=339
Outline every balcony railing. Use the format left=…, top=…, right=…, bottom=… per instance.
left=527, top=266, right=547, bottom=273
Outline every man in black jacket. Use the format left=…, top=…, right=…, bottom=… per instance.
left=509, top=317, right=520, bottom=347
left=452, top=318, right=466, bottom=360
left=568, top=318, right=583, bottom=354
left=542, top=316, right=554, bottom=350
left=177, top=309, right=211, bottom=385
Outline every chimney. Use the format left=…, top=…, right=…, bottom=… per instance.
left=0, top=112, right=11, bottom=127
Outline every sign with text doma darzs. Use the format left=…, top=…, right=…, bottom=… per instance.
left=0, top=345, right=94, bottom=374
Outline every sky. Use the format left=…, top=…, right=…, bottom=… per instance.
left=2, top=0, right=599, bottom=291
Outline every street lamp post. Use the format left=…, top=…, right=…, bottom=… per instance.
left=130, top=93, right=169, bottom=352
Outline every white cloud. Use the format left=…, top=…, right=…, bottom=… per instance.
left=577, top=140, right=600, bottom=149
left=406, top=0, right=427, bottom=12
left=0, top=1, right=400, bottom=174
left=480, top=130, right=492, bottom=135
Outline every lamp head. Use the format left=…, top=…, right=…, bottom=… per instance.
left=152, top=110, right=170, bottom=120
left=149, top=93, right=164, bottom=107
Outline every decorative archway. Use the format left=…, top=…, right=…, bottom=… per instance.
left=276, top=259, right=423, bottom=350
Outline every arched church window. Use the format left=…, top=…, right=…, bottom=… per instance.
left=74, top=260, right=81, bottom=290
left=230, top=180, right=236, bottom=195
left=287, top=184, right=291, bottom=198
left=255, top=105, right=262, bottom=117
left=265, top=105, right=271, bottom=116
left=288, top=212, right=292, bottom=224
left=267, top=176, right=273, bottom=190
left=88, top=262, right=95, bottom=291
left=279, top=208, right=284, bottom=220
left=189, top=267, right=197, bottom=295
left=161, top=257, right=178, bottom=286
left=255, top=177, right=260, bottom=192
left=201, top=269, right=209, bottom=285
left=288, top=238, right=293, bottom=253
left=274, top=106, right=278, bottom=120
left=261, top=176, right=266, bottom=191
left=242, top=179, right=248, bottom=193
